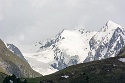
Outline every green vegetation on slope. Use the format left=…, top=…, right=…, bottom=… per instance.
left=26, top=55, right=125, bottom=83
left=2, top=40, right=125, bottom=83
left=3, top=74, right=27, bottom=83
left=0, top=72, right=7, bottom=83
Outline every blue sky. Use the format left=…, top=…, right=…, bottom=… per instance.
left=0, top=0, right=124, bottom=51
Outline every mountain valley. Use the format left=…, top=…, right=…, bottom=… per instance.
left=1, top=20, right=125, bottom=83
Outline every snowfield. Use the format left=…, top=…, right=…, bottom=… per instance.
left=23, top=53, right=57, bottom=76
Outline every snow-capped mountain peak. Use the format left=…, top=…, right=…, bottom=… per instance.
left=23, top=20, right=125, bottom=76
left=85, top=21, right=125, bottom=62
left=101, top=20, right=122, bottom=32
left=106, top=20, right=121, bottom=28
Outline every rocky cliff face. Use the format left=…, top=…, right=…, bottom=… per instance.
left=0, top=39, right=41, bottom=78
left=5, top=43, right=26, bottom=62
left=85, top=20, right=125, bottom=62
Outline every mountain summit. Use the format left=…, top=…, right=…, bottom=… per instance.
left=24, top=20, right=125, bottom=75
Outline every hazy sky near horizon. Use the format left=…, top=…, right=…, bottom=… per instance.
left=0, top=0, right=124, bottom=51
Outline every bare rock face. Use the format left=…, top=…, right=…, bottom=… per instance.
left=6, top=43, right=26, bottom=61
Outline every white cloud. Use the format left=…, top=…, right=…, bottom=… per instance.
left=65, top=0, right=80, bottom=8
left=0, top=9, right=4, bottom=21
left=0, top=0, right=13, bottom=21
left=0, top=0, right=124, bottom=52
left=30, top=0, right=47, bottom=8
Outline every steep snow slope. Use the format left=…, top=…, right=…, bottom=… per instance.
left=24, top=29, right=96, bottom=75
left=23, top=20, right=125, bottom=75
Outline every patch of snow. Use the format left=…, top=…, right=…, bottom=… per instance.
left=118, top=58, right=125, bottom=62
left=10, top=80, right=13, bottom=83
left=4, top=42, right=8, bottom=48
left=61, top=75, right=69, bottom=78
left=113, top=64, right=117, bottom=67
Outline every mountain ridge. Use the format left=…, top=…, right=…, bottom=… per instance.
left=4, top=43, right=27, bottom=62
left=23, top=20, right=125, bottom=75
left=0, top=39, right=41, bottom=78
